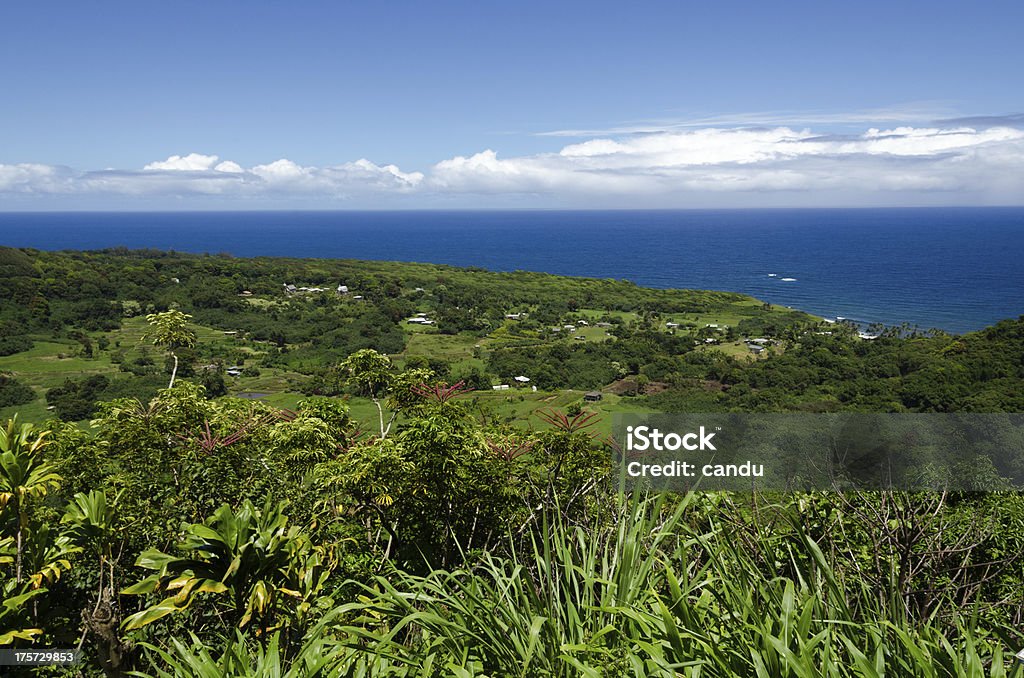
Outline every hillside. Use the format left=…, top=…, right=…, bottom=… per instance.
left=3, top=247, right=1022, bottom=434
left=1, top=247, right=1024, bottom=674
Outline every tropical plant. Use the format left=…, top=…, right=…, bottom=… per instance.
left=0, top=417, right=61, bottom=584
left=63, top=489, right=128, bottom=664
left=122, top=498, right=333, bottom=635
left=143, top=309, right=197, bottom=389
left=0, top=536, right=46, bottom=645
left=338, top=349, right=395, bottom=438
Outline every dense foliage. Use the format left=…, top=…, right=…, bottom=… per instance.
left=0, top=382, right=1022, bottom=675
left=1, top=247, right=1023, bottom=675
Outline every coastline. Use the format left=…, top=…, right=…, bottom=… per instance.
left=2, top=207, right=1022, bottom=333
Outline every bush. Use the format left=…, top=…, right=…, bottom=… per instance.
left=0, top=335, right=33, bottom=356
left=46, top=375, right=111, bottom=421
left=0, top=373, right=35, bottom=407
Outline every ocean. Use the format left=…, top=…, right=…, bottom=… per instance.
left=1, top=207, right=1021, bottom=334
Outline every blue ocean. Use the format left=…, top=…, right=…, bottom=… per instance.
left=1, top=208, right=1022, bottom=334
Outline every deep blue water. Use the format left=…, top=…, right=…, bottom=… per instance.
left=1, top=208, right=1022, bottom=334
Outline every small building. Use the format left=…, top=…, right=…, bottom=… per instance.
left=746, top=344, right=765, bottom=354
left=666, top=322, right=680, bottom=328
left=584, top=391, right=603, bottom=402
left=596, top=322, right=612, bottom=328
left=514, top=376, right=531, bottom=386
left=576, top=320, right=588, bottom=326
left=505, top=313, right=522, bottom=320
left=284, top=283, right=297, bottom=294
left=337, top=284, right=349, bottom=294
left=239, top=290, right=253, bottom=297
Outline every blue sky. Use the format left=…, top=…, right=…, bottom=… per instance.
left=2, top=0, right=1023, bottom=208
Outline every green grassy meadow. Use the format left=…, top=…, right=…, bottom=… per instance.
left=1, top=298, right=758, bottom=431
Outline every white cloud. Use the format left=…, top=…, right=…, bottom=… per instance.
left=144, top=153, right=221, bottom=171
left=245, top=158, right=423, bottom=194
left=0, top=163, right=74, bottom=192
left=214, top=160, right=244, bottom=173
left=429, top=124, right=1024, bottom=203
left=2, top=119, right=1023, bottom=206
left=534, top=104, right=960, bottom=137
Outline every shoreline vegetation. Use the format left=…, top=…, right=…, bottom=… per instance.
left=1, top=246, right=1023, bottom=675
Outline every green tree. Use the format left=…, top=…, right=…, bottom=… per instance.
left=339, top=349, right=396, bottom=437
left=144, top=310, right=197, bottom=389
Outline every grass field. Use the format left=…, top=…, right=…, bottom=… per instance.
left=0, top=339, right=115, bottom=421
left=1, top=295, right=805, bottom=430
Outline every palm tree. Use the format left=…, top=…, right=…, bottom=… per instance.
left=0, top=417, right=61, bottom=584
left=144, top=310, right=197, bottom=389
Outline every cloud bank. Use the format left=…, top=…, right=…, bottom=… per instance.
left=2, top=121, right=1023, bottom=207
